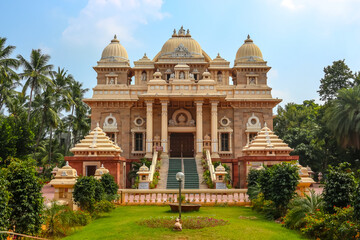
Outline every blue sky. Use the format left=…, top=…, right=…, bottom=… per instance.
left=1, top=0, right=360, bottom=107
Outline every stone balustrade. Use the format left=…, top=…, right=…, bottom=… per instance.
left=117, top=189, right=250, bottom=206
left=149, top=151, right=158, bottom=182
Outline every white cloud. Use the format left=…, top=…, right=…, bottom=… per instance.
left=281, top=0, right=303, bottom=11
left=62, top=0, right=167, bottom=46
left=279, top=0, right=360, bottom=23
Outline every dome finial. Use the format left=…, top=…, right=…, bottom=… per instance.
left=172, top=29, right=177, bottom=37
left=247, top=34, right=250, bottom=40
left=178, top=26, right=185, bottom=36
left=114, top=34, right=117, bottom=39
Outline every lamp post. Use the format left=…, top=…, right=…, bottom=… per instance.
left=176, top=172, right=185, bottom=220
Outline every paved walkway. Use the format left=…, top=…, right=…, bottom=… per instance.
left=42, top=183, right=55, bottom=203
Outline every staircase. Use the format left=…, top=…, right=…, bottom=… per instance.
left=183, top=158, right=199, bottom=189
left=166, top=158, right=182, bottom=189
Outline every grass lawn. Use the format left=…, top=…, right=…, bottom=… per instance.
left=63, top=206, right=305, bottom=240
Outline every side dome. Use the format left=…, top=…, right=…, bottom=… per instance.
left=100, top=35, right=129, bottom=62
left=159, top=26, right=203, bottom=58
left=235, top=35, right=263, bottom=63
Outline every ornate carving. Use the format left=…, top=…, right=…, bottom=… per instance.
left=172, top=43, right=192, bottom=57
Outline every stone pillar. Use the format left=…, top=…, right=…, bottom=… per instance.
left=195, top=100, right=204, bottom=160
left=161, top=100, right=169, bottom=159
left=145, top=100, right=154, bottom=158
left=211, top=101, right=220, bottom=158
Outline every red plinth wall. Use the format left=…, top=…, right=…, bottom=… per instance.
left=65, top=156, right=127, bottom=188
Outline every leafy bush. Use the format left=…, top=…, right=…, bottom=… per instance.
left=100, top=173, right=119, bottom=201
left=94, top=178, right=105, bottom=202
left=73, top=176, right=97, bottom=212
left=354, top=183, right=360, bottom=221
left=0, top=170, right=10, bottom=233
left=283, top=189, right=323, bottom=230
left=267, top=163, right=300, bottom=216
left=92, top=200, right=116, bottom=219
left=301, top=206, right=359, bottom=240
left=250, top=163, right=300, bottom=218
left=247, top=169, right=263, bottom=200
left=43, top=203, right=91, bottom=237
left=5, top=158, right=44, bottom=235
left=323, top=162, right=355, bottom=213
left=251, top=193, right=278, bottom=220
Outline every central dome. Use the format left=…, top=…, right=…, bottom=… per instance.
left=159, top=26, right=203, bottom=57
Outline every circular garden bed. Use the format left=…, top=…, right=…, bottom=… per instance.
left=138, top=216, right=229, bottom=229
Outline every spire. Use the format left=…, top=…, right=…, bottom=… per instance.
left=245, top=34, right=253, bottom=43
left=111, top=34, right=120, bottom=43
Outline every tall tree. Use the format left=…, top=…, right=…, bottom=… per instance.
left=48, top=68, right=74, bottom=162
left=31, top=87, right=60, bottom=157
left=274, top=100, right=325, bottom=172
left=326, top=85, right=360, bottom=149
left=0, top=37, right=20, bottom=112
left=318, top=59, right=355, bottom=102
left=17, top=49, right=53, bottom=121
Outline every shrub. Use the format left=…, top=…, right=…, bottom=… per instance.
left=100, top=173, right=119, bottom=201
left=5, top=158, right=44, bottom=235
left=247, top=169, right=263, bottom=200
left=73, top=176, right=97, bottom=212
left=250, top=163, right=300, bottom=218
left=301, top=206, right=359, bottom=240
left=283, top=189, right=323, bottom=230
left=267, top=163, right=300, bottom=216
left=43, top=203, right=91, bottom=237
left=94, top=200, right=115, bottom=214
left=354, top=183, right=360, bottom=221
left=0, top=170, right=10, bottom=233
left=323, top=162, right=355, bottom=213
left=94, top=179, right=105, bottom=202
left=251, top=193, right=278, bottom=220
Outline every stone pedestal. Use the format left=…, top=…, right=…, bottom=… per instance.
left=137, top=163, right=150, bottom=189
left=49, top=162, right=78, bottom=210
left=214, top=164, right=227, bottom=189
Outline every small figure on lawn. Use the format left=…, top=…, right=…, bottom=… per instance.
left=173, top=218, right=182, bottom=231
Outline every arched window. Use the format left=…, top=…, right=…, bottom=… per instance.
left=217, top=71, right=223, bottom=82
left=141, top=71, right=147, bottom=81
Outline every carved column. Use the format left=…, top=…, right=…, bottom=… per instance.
left=145, top=100, right=154, bottom=158
left=160, top=100, right=169, bottom=159
left=211, top=100, right=220, bottom=158
left=195, top=100, right=204, bottom=160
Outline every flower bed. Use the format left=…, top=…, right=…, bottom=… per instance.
left=137, top=216, right=229, bottom=229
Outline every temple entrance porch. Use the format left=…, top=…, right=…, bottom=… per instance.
left=169, top=133, right=194, bottom=157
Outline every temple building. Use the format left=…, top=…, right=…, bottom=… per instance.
left=67, top=26, right=298, bottom=188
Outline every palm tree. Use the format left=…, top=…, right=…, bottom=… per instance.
left=0, top=37, right=20, bottom=112
left=326, top=85, right=360, bottom=149
left=66, top=80, right=89, bottom=150
left=17, top=49, right=53, bottom=121
left=284, top=190, right=323, bottom=229
left=31, top=86, right=60, bottom=158
left=48, top=68, right=74, bottom=162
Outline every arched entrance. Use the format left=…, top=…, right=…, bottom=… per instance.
left=170, top=133, right=194, bottom=157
